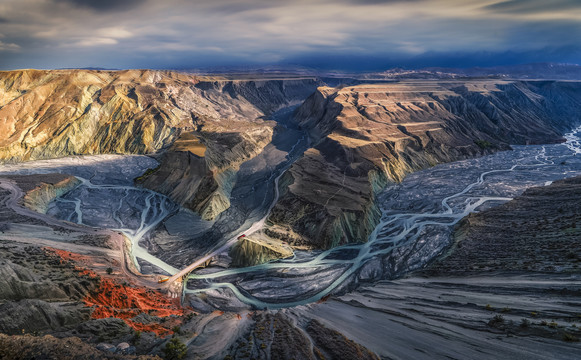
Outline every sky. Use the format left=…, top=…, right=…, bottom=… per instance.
left=0, top=0, right=580, bottom=71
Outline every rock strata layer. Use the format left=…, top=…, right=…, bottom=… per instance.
left=268, top=80, right=581, bottom=249
left=0, top=69, right=322, bottom=219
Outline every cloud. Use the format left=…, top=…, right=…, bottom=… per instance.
left=484, top=0, right=580, bottom=14
left=0, top=0, right=579, bottom=70
left=0, top=40, right=20, bottom=51
left=97, top=27, right=133, bottom=39
left=73, top=37, right=118, bottom=47
left=53, top=0, right=146, bottom=12
left=340, top=0, right=423, bottom=4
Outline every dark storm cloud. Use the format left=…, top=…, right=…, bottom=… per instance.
left=0, top=0, right=580, bottom=70
left=53, top=0, right=146, bottom=12
left=342, top=0, right=422, bottom=4
left=484, top=0, right=580, bottom=14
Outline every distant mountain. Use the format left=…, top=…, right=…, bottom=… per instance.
left=426, top=63, right=581, bottom=80
left=356, top=63, right=581, bottom=81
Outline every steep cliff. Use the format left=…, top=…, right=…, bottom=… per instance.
left=268, top=80, right=581, bottom=249
left=136, top=77, right=322, bottom=219
left=0, top=69, right=196, bottom=161
left=0, top=70, right=322, bottom=220
left=0, top=173, right=82, bottom=214
left=14, top=174, right=82, bottom=214
left=229, top=233, right=293, bottom=267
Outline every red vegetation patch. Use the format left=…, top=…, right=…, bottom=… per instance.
left=45, top=247, right=189, bottom=337
left=44, top=247, right=99, bottom=279
left=125, top=319, right=176, bottom=338
left=84, top=278, right=187, bottom=337
left=45, top=247, right=90, bottom=263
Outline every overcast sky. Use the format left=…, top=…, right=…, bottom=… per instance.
left=0, top=0, right=580, bottom=71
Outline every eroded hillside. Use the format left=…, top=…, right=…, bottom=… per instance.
left=0, top=70, right=322, bottom=219
left=267, top=80, right=581, bottom=249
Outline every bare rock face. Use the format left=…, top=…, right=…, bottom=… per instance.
left=0, top=69, right=194, bottom=161
left=0, top=69, right=322, bottom=220
left=10, top=174, right=82, bottom=214
left=138, top=78, right=322, bottom=220
left=137, top=127, right=274, bottom=220
left=229, top=233, right=293, bottom=267
left=269, top=80, right=581, bottom=249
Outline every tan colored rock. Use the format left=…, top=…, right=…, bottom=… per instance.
left=3, top=174, right=82, bottom=214
left=0, top=69, right=322, bottom=220
left=269, top=80, right=581, bottom=249
left=229, top=232, right=293, bottom=267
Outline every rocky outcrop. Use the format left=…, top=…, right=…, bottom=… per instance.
left=0, top=69, right=194, bottom=162
left=137, top=126, right=273, bottom=220
left=306, top=320, right=380, bottom=360
left=138, top=78, right=322, bottom=220
left=0, top=334, right=159, bottom=359
left=0, top=300, right=88, bottom=335
left=269, top=80, right=581, bottom=249
left=225, top=312, right=380, bottom=360
left=0, top=69, right=322, bottom=220
left=229, top=233, right=293, bottom=267
left=0, top=245, right=98, bottom=302
left=10, top=174, right=81, bottom=214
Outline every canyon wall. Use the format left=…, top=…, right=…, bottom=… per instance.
left=4, top=71, right=581, bottom=241
left=0, top=70, right=322, bottom=219
left=267, top=80, right=581, bottom=249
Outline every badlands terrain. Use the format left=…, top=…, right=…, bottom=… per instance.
left=0, top=68, right=580, bottom=359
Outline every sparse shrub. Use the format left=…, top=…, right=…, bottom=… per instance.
left=172, top=326, right=182, bottom=335
left=162, top=336, right=187, bottom=360
left=549, top=321, right=559, bottom=329
left=488, top=315, right=505, bottom=328
left=520, top=319, right=530, bottom=328
left=485, top=304, right=494, bottom=311
left=106, top=267, right=113, bottom=275
left=133, top=330, right=141, bottom=343
left=135, top=166, right=161, bottom=182
left=475, top=139, right=493, bottom=149
left=501, top=307, right=511, bottom=313
left=562, top=332, right=579, bottom=342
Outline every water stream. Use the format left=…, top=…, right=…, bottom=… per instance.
left=3, top=126, right=581, bottom=309
left=185, top=127, right=581, bottom=309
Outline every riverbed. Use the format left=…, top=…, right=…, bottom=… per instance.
left=186, top=127, right=581, bottom=309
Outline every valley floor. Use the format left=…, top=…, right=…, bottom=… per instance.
left=303, top=273, right=580, bottom=360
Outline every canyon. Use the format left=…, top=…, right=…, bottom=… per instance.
left=0, top=68, right=580, bottom=359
